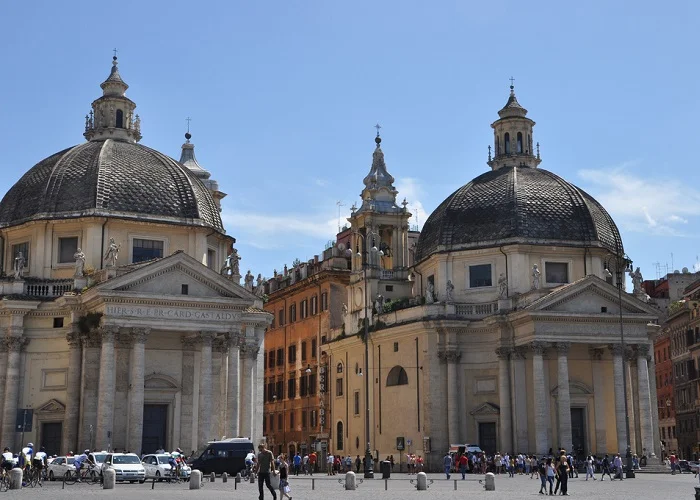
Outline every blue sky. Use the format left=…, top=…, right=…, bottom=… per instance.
left=2, top=0, right=699, bottom=282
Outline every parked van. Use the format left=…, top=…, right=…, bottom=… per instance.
left=188, top=438, right=255, bottom=475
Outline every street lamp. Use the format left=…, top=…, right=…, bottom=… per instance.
left=605, top=248, right=635, bottom=479
left=305, top=364, right=312, bottom=454
left=348, top=228, right=381, bottom=479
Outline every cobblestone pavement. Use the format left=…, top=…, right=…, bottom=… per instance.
left=4, top=472, right=698, bottom=499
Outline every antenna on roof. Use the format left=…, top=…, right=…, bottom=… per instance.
left=336, top=201, right=345, bottom=233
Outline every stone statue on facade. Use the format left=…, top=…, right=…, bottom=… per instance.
left=532, top=264, right=541, bottom=290
left=244, top=270, right=254, bottom=291
left=74, top=248, right=86, bottom=277
left=220, top=241, right=241, bottom=278
left=630, top=266, right=644, bottom=294
left=498, top=273, right=508, bottom=298
left=425, top=281, right=435, bottom=304
left=342, top=303, right=348, bottom=320
left=445, top=280, right=454, bottom=303
left=14, top=252, right=25, bottom=279
left=374, top=294, right=385, bottom=315
left=104, top=238, right=120, bottom=267
left=254, top=274, right=266, bottom=297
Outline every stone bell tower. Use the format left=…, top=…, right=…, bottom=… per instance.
left=487, top=82, right=541, bottom=171
left=345, top=129, right=412, bottom=335
left=84, top=56, right=142, bottom=143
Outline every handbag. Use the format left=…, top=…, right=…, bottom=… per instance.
left=283, top=485, right=291, bottom=494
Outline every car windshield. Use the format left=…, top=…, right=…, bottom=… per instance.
left=158, top=457, right=171, bottom=464
left=113, top=455, right=141, bottom=464
left=67, top=458, right=75, bottom=465
left=93, top=454, right=107, bottom=463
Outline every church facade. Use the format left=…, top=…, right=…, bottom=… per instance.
left=0, top=57, right=270, bottom=456
left=325, top=87, right=660, bottom=470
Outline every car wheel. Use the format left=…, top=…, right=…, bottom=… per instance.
left=130, top=480, right=136, bottom=483
left=156, top=471, right=162, bottom=482
left=49, top=471, right=54, bottom=481
left=139, top=480, right=145, bottom=484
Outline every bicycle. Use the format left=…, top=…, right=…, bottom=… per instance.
left=0, top=469, right=10, bottom=492
left=63, top=464, right=100, bottom=485
left=163, top=467, right=183, bottom=484
left=24, top=466, right=43, bottom=487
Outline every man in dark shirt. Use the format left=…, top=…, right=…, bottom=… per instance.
left=256, top=444, right=277, bottom=500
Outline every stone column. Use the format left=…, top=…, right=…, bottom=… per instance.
left=531, top=342, right=549, bottom=455
left=1, top=336, right=24, bottom=450
left=239, top=340, right=260, bottom=440
left=0, top=340, right=9, bottom=435
left=62, top=331, right=83, bottom=454
left=647, top=347, right=661, bottom=459
left=556, top=342, right=572, bottom=452
left=589, top=348, right=607, bottom=455
left=610, top=344, right=628, bottom=453
left=625, top=348, right=638, bottom=453
left=226, top=332, right=241, bottom=439
left=636, top=344, right=656, bottom=459
left=495, top=347, right=513, bottom=454
left=512, top=347, right=528, bottom=453
left=197, top=331, right=217, bottom=449
left=180, top=337, right=197, bottom=453
left=253, top=326, right=266, bottom=443
left=79, top=331, right=101, bottom=451
left=128, top=328, right=149, bottom=455
left=95, top=326, right=118, bottom=450
left=212, top=339, right=226, bottom=437
left=443, top=349, right=462, bottom=445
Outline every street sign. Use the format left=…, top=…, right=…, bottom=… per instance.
left=396, top=437, right=405, bottom=450
left=15, top=409, right=32, bottom=432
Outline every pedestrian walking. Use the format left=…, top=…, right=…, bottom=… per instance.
left=545, top=458, right=555, bottom=495
left=557, top=453, right=570, bottom=496
left=255, top=444, right=277, bottom=500
left=443, top=451, right=452, bottom=480
left=600, top=454, right=612, bottom=481
left=459, top=453, right=468, bottom=480
left=537, top=458, right=547, bottom=495
left=278, top=456, right=292, bottom=500
left=585, top=455, right=596, bottom=480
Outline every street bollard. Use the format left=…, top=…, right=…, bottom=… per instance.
left=222, top=472, right=228, bottom=483
left=345, top=471, right=356, bottom=490
left=454, top=479, right=457, bottom=490
left=695, top=486, right=700, bottom=500
left=9, top=468, right=22, bottom=490
left=484, top=472, right=495, bottom=491
left=417, top=472, right=428, bottom=491
left=250, top=473, right=255, bottom=483
left=312, top=478, right=315, bottom=490
left=190, top=470, right=202, bottom=490
left=210, top=472, right=215, bottom=482
left=103, top=468, right=116, bottom=489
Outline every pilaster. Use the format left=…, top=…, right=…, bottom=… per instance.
left=1, top=335, right=25, bottom=450
left=609, top=344, right=628, bottom=454
left=128, top=327, right=149, bottom=455
left=197, top=331, right=217, bottom=449
left=95, top=325, right=118, bottom=450
left=495, top=347, right=513, bottom=454
left=511, top=346, right=528, bottom=453
left=556, top=342, right=572, bottom=452
left=530, top=342, right=549, bottom=455
left=180, top=336, right=197, bottom=453
left=589, top=347, right=607, bottom=455
left=62, top=330, right=83, bottom=454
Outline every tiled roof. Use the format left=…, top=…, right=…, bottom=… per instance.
left=415, top=166, right=622, bottom=262
left=0, top=139, right=223, bottom=232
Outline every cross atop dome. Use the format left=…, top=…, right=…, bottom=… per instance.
left=84, top=54, right=141, bottom=143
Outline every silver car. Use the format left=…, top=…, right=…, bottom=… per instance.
left=47, top=456, right=76, bottom=481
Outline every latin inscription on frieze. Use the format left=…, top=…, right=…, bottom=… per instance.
left=105, top=305, right=238, bottom=321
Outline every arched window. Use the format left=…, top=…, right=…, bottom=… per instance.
left=386, top=365, right=409, bottom=386
left=336, top=421, right=344, bottom=450
left=337, top=363, right=343, bottom=374
left=528, top=134, right=532, bottom=154
left=116, top=109, right=124, bottom=128
left=517, top=132, right=523, bottom=153
left=504, top=133, right=511, bottom=154
left=495, top=136, right=500, bottom=155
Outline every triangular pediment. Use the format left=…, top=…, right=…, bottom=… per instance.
left=526, top=275, right=658, bottom=316
left=36, top=399, right=65, bottom=414
left=469, top=402, right=500, bottom=416
left=94, top=251, right=258, bottom=302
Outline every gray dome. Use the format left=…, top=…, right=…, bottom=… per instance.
left=0, top=139, right=223, bottom=232
left=415, top=165, right=621, bottom=263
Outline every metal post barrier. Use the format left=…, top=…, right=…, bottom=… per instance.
left=454, top=479, right=457, bottom=490
left=312, top=478, right=315, bottom=490
left=385, top=479, right=388, bottom=490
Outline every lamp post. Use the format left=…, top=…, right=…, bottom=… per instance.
left=305, top=364, right=312, bottom=455
left=605, top=248, right=635, bottom=478
left=349, top=229, right=382, bottom=479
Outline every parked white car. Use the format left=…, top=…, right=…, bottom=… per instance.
left=47, top=456, right=76, bottom=481
left=142, top=454, right=191, bottom=480
left=89, top=452, right=108, bottom=471
left=102, top=453, right=146, bottom=483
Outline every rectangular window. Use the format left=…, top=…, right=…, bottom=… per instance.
left=58, top=237, right=78, bottom=263
left=321, top=292, right=328, bottom=311
left=268, top=350, right=276, bottom=369
left=310, top=410, right=317, bottom=428
left=289, top=411, right=295, bottom=430
left=288, top=344, right=297, bottom=363
left=276, top=348, right=284, bottom=366
left=469, top=264, right=492, bottom=288
left=545, top=262, right=569, bottom=284
left=267, top=382, right=274, bottom=402
left=288, top=377, right=296, bottom=399
left=271, top=315, right=275, bottom=329
left=393, top=342, right=399, bottom=352
left=181, top=284, right=189, bottom=295
left=300, top=300, right=308, bottom=319
left=207, top=249, right=216, bottom=269
left=289, top=304, right=297, bottom=323
left=53, top=317, right=64, bottom=328
left=278, top=309, right=285, bottom=326
left=311, top=295, right=318, bottom=315
left=302, top=409, right=307, bottom=429
left=336, top=377, right=344, bottom=397
left=269, top=414, right=274, bottom=432
left=385, top=285, right=393, bottom=292
left=276, top=380, right=284, bottom=399
left=300, top=375, right=307, bottom=397
left=12, top=242, right=29, bottom=269
left=278, top=413, right=283, bottom=431
left=133, top=238, right=164, bottom=263
left=301, top=341, right=307, bottom=361
left=354, top=391, right=360, bottom=415
left=311, top=339, right=317, bottom=358
left=309, top=373, right=317, bottom=395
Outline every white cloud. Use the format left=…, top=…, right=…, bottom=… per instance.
left=396, top=177, right=429, bottom=229
left=578, top=165, right=700, bottom=237
left=221, top=211, right=337, bottom=248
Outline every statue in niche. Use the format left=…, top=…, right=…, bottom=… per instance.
left=445, top=280, right=454, bottom=303
left=630, top=266, right=644, bottom=294
left=14, top=252, right=25, bottom=279
left=531, top=264, right=541, bottom=290
left=425, top=281, right=435, bottom=304
left=74, top=248, right=86, bottom=277
left=498, top=273, right=508, bottom=298
left=104, top=238, right=120, bottom=267
left=244, top=270, right=254, bottom=291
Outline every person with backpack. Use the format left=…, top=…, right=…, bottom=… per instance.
left=600, top=454, right=613, bottom=481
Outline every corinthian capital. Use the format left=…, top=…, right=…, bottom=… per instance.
left=99, top=326, right=119, bottom=343
left=131, top=327, right=150, bottom=344
left=636, top=344, right=650, bottom=358
left=240, top=341, right=260, bottom=359
left=199, top=331, right=217, bottom=347
left=609, top=344, right=625, bottom=356
left=530, top=342, right=549, bottom=356
left=555, top=342, right=570, bottom=355
left=495, top=347, right=512, bottom=360
left=589, top=347, right=604, bottom=361
left=5, top=336, right=25, bottom=352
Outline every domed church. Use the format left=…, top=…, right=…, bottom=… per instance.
left=326, top=86, right=660, bottom=469
left=0, top=57, right=270, bottom=456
